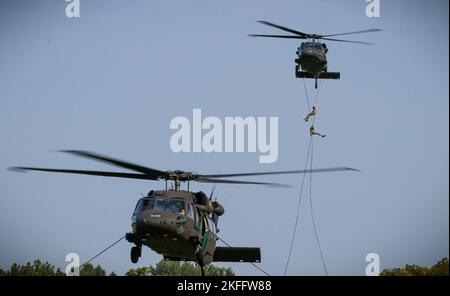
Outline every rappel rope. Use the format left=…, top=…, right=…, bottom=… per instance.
left=283, top=136, right=312, bottom=275
left=79, top=235, right=126, bottom=269
left=308, top=136, right=329, bottom=275
left=284, top=78, right=328, bottom=276
left=309, top=80, right=329, bottom=275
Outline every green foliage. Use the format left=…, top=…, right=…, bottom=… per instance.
left=126, top=267, right=151, bottom=276
left=150, top=261, right=200, bottom=276
left=127, top=260, right=235, bottom=276
left=0, top=259, right=234, bottom=276
left=430, top=257, right=449, bottom=276
left=381, top=257, right=449, bottom=276
left=0, top=260, right=65, bottom=276
left=0, top=260, right=116, bottom=276
left=79, top=263, right=107, bottom=276
left=381, top=265, right=430, bottom=276
left=204, top=264, right=235, bottom=276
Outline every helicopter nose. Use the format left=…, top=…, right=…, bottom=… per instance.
left=136, top=211, right=160, bottom=231
left=135, top=211, right=177, bottom=234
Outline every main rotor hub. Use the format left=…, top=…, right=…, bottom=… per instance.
left=164, top=170, right=198, bottom=182
left=308, top=34, right=321, bottom=40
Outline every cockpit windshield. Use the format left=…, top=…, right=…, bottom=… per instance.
left=154, top=199, right=186, bottom=215
left=134, top=198, right=186, bottom=215
left=133, top=199, right=155, bottom=215
left=303, top=43, right=323, bottom=51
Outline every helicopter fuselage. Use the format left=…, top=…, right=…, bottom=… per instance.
left=250, top=21, right=380, bottom=88
left=296, top=41, right=328, bottom=76
left=11, top=149, right=355, bottom=272
left=127, top=190, right=218, bottom=265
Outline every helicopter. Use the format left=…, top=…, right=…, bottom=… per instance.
left=249, top=21, right=382, bottom=88
left=10, top=150, right=359, bottom=275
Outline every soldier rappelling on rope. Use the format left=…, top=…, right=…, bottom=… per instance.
left=304, top=104, right=317, bottom=122
left=310, top=125, right=326, bottom=138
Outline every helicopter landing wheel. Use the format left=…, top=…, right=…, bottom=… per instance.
left=131, top=246, right=141, bottom=264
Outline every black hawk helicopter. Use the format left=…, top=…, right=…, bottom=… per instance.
left=10, top=150, right=359, bottom=275
left=249, top=21, right=382, bottom=88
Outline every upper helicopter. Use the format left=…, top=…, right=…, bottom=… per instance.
left=249, top=21, right=382, bottom=88
left=10, top=150, right=359, bottom=275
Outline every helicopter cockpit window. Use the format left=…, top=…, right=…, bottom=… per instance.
left=142, top=199, right=155, bottom=211
left=154, top=200, right=166, bottom=212
left=193, top=206, right=199, bottom=224
left=153, top=199, right=185, bottom=215
left=167, top=200, right=185, bottom=215
left=133, top=199, right=155, bottom=215
left=187, top=203, right=194, bottom=219
left=133, top=199, right=145, bottom=215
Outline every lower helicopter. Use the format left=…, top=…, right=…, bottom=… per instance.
left=10, top=150, right=359, bottom=275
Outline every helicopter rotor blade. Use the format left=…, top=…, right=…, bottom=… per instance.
left=195, top=177, right=291, bottom=188
left=199, top=167, right=360, bottom=179
left=321, top=28, right=382, bottom=38
left=319, top=37, right=374, bottom=45
left=9, top=167, right=155, bottom=180
left=60, top=150, right=167, bottom=178
left=10, top=151, right=360, bottom=188
left=248, top=34, right=305, bottom=39
left=256, top=21, right=309, bottom=38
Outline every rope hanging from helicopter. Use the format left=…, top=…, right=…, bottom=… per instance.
left=283, top=78, right=328, bottom=275
left=307, top=79, right=329, bottom=276
left=79, top=235, right=126, bottom=269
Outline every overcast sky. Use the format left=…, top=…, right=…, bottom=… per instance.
left=0, top=0, right=448, bottom=275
